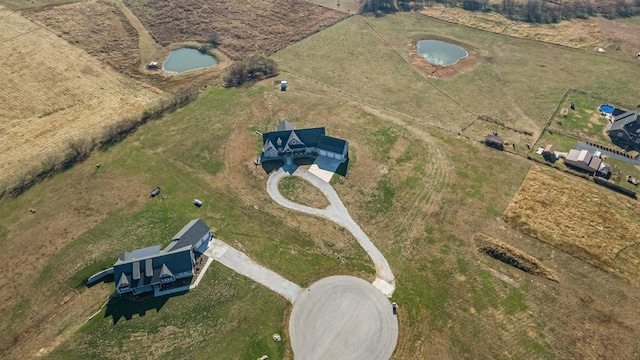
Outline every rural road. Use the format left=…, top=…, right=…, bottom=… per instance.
left=267, top=167, right=396, bottom=297
left=289, top=275, right=398, bottom=360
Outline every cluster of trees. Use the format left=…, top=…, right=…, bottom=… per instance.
left=362, top=0, right=640, bottom=23
left=223, top=56, right=279, bottom=88
left=1, top=87, right=200, bottom=199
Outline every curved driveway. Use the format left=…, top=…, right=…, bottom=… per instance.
left=267, top=168, right=395, bottom=297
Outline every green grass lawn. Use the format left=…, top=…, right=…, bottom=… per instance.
left=3, top=11, right=640, bottom=360
left=548, top=90, right=623, bottom=146
left=272, top=13, right=640, bottom=141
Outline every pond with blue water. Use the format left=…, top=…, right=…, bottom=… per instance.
left=416, top=40, right=468, bottom=66
left=163, top=48, right=217, bottom=73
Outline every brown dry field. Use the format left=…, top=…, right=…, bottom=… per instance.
left=504, top=165, right=640, bottom=285
left=0, top=6, right=161, bottom=185
left=307, top=0, right=363, bottom=13
left=122, top=0, right=349, bottom=60
left=24, top=0, right=233, bottom=94
left=25, top=0, right=141, bottom=78
left=421, top=4, right=640, bottom=56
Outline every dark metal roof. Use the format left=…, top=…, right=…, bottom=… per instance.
left=276, top=120, right=295, bottom=132
left=610, top=111, right=640, bottom=133
left=262, top=128, right=326, bottom=151
left=485, top=134, right=504, bottom=145
left=113, top=248, right=193, bottom=291
left=317, top=135, right=348, bottom=154
left=119, top=245, right=161, bottom=262
left=171, top=219, right=211, bottom=251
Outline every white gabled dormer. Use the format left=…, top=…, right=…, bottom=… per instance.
left=160, top=264, right=175, bottom=283
left=263, top=139, right=278, bottom=158
left=117, top=273, right=130, bottom=291
left=286, top=130, right=305, bottom=147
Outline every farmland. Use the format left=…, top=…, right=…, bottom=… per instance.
left=26, top=0, right=141, bottom=77
left=0, top=6, right=161, bottom=186
left=504, top=165, right=640, bottom=285
left=122, top=0, right=349, bottom=60
left=0, top=3, right=639, bottom=360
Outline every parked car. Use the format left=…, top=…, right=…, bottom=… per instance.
left=149, top=187, right=161, bottom=197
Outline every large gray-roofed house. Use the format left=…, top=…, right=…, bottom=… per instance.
left=608, top=111, right=640, bottom=149
left=111, top=219, right=213, bottom=298
left=113, top=247, right=194, bottom=297
left=565, top=149, right=609, bottom=176
left=260, top=120, right=349, bottom=164
left=165, top=218, right=211, bottom=254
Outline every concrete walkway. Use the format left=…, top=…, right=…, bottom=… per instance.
left=204, top=238, right=302, bottom=303
left=267, top=168, right=396, bottom=297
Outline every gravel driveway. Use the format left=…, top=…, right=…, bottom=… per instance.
left=267, top=168, right=395, bottom=297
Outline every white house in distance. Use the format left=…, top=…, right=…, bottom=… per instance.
left=260, top=120, right=349, bottom=164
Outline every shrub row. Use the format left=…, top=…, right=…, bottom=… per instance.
left=223, top=56, right=279, bottom=88
left=363, top=0, right=640, bottom=23
left=0, top=87, right=199, bottom=200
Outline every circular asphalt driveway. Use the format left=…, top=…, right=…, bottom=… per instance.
left=289, top=276, right=398, bottom=360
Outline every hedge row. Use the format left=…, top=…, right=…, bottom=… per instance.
left=0, top=87, right=199, bottom=200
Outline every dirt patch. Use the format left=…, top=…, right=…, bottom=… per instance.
left=122, top=0, right=349, bottom=60
left=406, top=36, right=478, bottom=78
left=474, top=233, right=557, bottom=282
left=504, top=165, right=640, bottom=284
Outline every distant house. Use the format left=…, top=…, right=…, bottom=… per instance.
left=260, top=120, right=348, bottom=164
left=484, top=134, right=504, bottom=150
left=565, top=149, right=610, bottom=176
left=608, top=111, right=640, bottom=150
left=112, top=219, right=212, bottom=298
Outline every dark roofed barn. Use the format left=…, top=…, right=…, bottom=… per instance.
left=485, top=134, right=504, bottom=150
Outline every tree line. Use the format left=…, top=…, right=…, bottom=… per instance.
left=362, top=0, right=640, bottom=23
left=0, top=87, right=199, bottom=200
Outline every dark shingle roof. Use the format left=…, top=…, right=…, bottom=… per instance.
left=276, top=120, right=295, bottom=132
left=317, top=135, right=348, bottom=154
left=171, top=219, right=211, bottom=251
left=610, top=111, right=640, bottom=133
left=113, top=248, right=193, bottom=291
left=119, top=245, right=161, bottom=262
left=262, top=128, right=326, bottom=150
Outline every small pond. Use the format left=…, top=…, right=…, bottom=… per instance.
left=163, top=48, right=217, bottom=73
left=416, top=40, right=468, bottom=66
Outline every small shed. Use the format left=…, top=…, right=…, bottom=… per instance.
left=485, top=134, right=504, bottom=150
left=147, top=61, right=159, bottom=69
left=542, top=144, right=555, bottom=160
